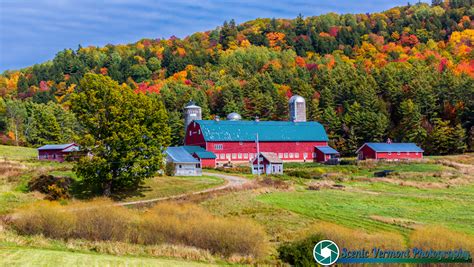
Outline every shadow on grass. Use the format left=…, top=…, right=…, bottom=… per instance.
left=70, top=180, right=153, bottom=201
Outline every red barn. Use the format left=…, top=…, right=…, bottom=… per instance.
left=314, top=146, right=339, bottom=163
left=37, top=143, right=79, bottom=162
left=356, top=143, right=424, bottom=161
left=184, top=120, right=329, bottom=166
left=183, top=146, right=216, bottom=168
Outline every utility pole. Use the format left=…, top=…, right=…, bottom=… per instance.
left=256, top=133, right=260, bottom=178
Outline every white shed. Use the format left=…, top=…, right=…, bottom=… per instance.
left=251, top=152, right=283, bottom=175
left=165, top=147, right=202, bottom=176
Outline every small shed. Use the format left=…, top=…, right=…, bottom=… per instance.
left=356, top=143, right=424, bottom=161
left=165, top=147, right=202, bottom=176
left=37, top=143, right=79, bottom=162
left=183, top=146, right=217, bottom=168
left=251, top=152, right=283, bottom=175
left=314, top=146, right=339, bottom=162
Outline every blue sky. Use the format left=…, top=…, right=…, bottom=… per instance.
left=0, top=0, right=427, bottom=72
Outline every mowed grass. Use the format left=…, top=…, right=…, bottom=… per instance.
left=0, top=247, right=214, bottom=267
left=256, top=182, right=474, bottom=236
left=123, top=175, right=225, bottom=201
left=0, top=145, right=37, bottom=161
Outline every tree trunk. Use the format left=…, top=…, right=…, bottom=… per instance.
left=103, top=180, right=112, bottom=196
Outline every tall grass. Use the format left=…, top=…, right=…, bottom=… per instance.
left=8, top=199, right=268, bottom=258
left=410, top=226, right=474, bottom=252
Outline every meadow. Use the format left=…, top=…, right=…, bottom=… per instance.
left=1, top=144, right=473, bottom=265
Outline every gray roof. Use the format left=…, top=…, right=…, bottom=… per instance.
left=38, top=143, right=77, bottom=151
left=256, top=152, right=283, bottom=163
left=357, top=143, right=424, bottom=153
left=166, top=147, right=200, bottom=163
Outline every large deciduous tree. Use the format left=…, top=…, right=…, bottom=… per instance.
left=71, top=73, right=170, bottom=196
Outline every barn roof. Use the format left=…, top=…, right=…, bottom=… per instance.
left=194, top=120, right=328, bottom=142
left=315, top=146, right=339, bottom=154
left=166, top=147, right=200, bottom=163
left=194, top=151, right=217, bottom=159
left=38, top=143, right=77, bottom=151
left=356, top=143, right=424, bottom=153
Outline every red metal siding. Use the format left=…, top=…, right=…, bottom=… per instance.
left=314, top=149, right=325, bottom=162
left=358, top=145, right=377, bottom=160
left=200, top=158, right=216, bottom=168
left=376, top=152, right=423, bottom=160
left=206, top=141, right=327, bottom=163
left=38, top=150, right=66, bottom=162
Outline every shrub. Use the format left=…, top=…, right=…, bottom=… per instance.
left=278, top=233, right=324, bottom=266
left=285, top=170, right=322, bottom=179
left=9, top=200, right=268, bottom=258
left=215, top=166, right=251, bottom=174
left=165, top=162, right=175, bottom=176
left=28, top=174, right=73, bottom=200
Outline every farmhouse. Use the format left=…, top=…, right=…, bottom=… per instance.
left=183, top=96, right=331, bottom=165
left=37, top=143, right=79, bottom=162
left=356, top=142, right=424, bottom=161
left=165, top=146, right=202, bottom=176
left=251, top=152, right=283, bottom=175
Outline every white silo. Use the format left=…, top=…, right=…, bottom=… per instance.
left=289, top=95, right=307, bottom=122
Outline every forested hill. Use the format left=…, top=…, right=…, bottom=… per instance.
left=0, top=1, right=473, bottom=155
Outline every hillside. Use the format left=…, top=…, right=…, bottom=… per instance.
left=0, top=1, right=473, bottom=155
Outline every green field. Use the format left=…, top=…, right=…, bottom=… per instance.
left=0, top=247, right=214, bottom=267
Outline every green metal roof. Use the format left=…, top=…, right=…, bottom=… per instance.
left=182, top=146, right=206, bottom=153
left=195, top=120, right=328, bottom=142
left=194, top=151, right=217, bottom=159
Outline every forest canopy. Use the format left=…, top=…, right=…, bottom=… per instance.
left=0, top=1, right=473, bottom=155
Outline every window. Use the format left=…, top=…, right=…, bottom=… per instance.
left=198, top=129, right=201, bottom=135
left=303, top=153, right=308, bottom=159
left=189, top=131, right=192, bottom=136
left=196, top=164, right=200, bottom=168
left=244, top=153, right=248, bottom=159
left=238, top=153, right=242, bottom=159
left=295, top=153, right=300, bottom=158
left=232, top=153, right=237, bottom=159
left=289, top=153, right=294, bottom=158
left=278, top=153, right=283, bottom=158
left=226, top=154, right=231, bottom=160
left=179, top=165, right=182, bottom=168
left=220, top=154, right=225, bottom=160
left=45, top=154, right=48, bottom=159
left=214, top=144, right=223, bottom=150
left=284, top=153, right=288, bottom=158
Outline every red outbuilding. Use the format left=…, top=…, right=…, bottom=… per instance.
left=184, top=120, right=329, bottom=166
left=356, top=143, right=424, bottom=161
left=251, top=152, right=283, bottom=175
left=37, top=143, right=79, bottom=162
left=183, top=146, right=217, bottom=168
left=314, top=146, right=340, bottom=163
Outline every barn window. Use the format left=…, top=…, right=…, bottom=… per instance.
left=179, top=165, right=182, bottom=168
left=226, top=154, right=231, bottom=159
left=295, top=153, right=300, bottom=158
left=198, top=129, right=201, bottom=134
left=303, top=153, right=308, bottom=159
left=244, top=153, right=248, bottom=159
left=214, top=144, right=223, bottom=150
left=289, top=153, right=294, bottom=158
left=238, top=153, right=242, bottom=159
left=278, top=153, right=283, bottom=158
left=284, top=153, right=288, bottom=158
left=45, top=154, right=48, bottom=159
left=189, top=131, right=192, bottom=136
left=232, top=153, right=237, bottom=159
